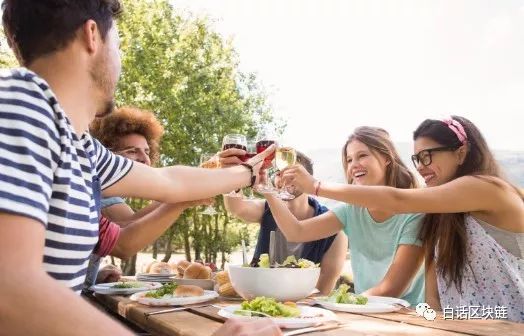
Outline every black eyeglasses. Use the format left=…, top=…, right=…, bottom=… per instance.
left=411, top=146, right=460, bottom=167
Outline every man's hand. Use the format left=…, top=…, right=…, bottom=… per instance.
left=96, top=264, right=122, bottom=284
left=280, top=164, right=317, bottom=195
left=212, top=319, right=282, bottom=336
left=246, top=144, right=276, bottom=186
left=218, top=148, right=245, bottom=168
left=218, top=145, right=276, bottom=187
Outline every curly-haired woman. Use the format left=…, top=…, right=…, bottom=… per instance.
left=85, top=107, right=210, bottom=288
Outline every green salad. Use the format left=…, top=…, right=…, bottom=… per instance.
left=257, top=254, right=318, bottom=269
left=111, top=281, right=144, bottom=289
left=235, top=297, right=301, bottom=318
left=325, top=284, right=368, bottom=305
left=144, top=282, right=177, bottom=298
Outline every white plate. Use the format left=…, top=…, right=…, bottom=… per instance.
left=314, top=295, right=410, bottom=314
left=137, top=273, right=177, bottom=278
left=217, top=305, right=337, bottom=329
left=136, top=273, right=178, bottom=283
left=130, top=290, right=219, bottom=306
left=90, top=281, right=162, bottom=295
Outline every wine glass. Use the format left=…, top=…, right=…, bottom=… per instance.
left=199, top=153, right=218, bottom=216
left=222, top=134, right=247, bottom=197
left=255, top=128, right=278, bottom=193
left=222, top=134, right=247, bottom=160
left=275, top=145, right=297, bottom=200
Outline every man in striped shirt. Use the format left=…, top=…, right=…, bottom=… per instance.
left=0, top=1, right=279, bottom=335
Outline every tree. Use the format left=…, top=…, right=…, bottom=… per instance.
left=116, top=0, right=284, bottom=272
left=0, top=27, right=17, bottom=67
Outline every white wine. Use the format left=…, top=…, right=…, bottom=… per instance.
left=276, top=147, right=296, bottom=170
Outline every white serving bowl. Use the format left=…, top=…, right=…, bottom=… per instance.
left=227, top=265, right=320, bottom=301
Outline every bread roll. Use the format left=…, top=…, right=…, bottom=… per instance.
left=177, top=260, right=191, bottom=277
left=149, top=261, right=171, bottom=274
left=218, top=282, right=238, bottom=297
left=169, top=261, right=178, bottom=274
left=173, top=285, right=204, bottom=297
left=145, top=260, right=158, bottom=273
left=214, top=271, right=230, bottom=285
left=184, top=262, right=211, bottom=279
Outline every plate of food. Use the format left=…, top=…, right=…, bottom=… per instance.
left=313, top=284, right=410, bottom=313
left=90, top=281, right=162, bottom=295
left=130, top=282, right=219, bottom=306
left=217, top=297, right=337, bottom=329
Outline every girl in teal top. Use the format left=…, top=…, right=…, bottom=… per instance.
left=264, top=126, right=425, bottom=306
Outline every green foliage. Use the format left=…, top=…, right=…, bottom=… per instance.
left=117, top=0, right=284, bottom=166
left=116, top=0, right=284, bottom=267
left=0, top=27, right=18, bottom=68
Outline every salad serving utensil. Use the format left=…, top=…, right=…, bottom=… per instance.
left=269, top=230, right=276, bottom=267
left=241, top=239, right=248, bottom=266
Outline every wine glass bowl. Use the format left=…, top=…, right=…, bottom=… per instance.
left=275, top=146, right=296, bottom=170
left=255, top=128, right=278, bottom=192
left=275, top=146, right=297, bottom=200
left=256, top=140, right=276, bottom=169
left=222, top=134, right=247, bottom=162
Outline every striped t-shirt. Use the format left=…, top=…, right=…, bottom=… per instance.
left=0, top=68, right=133, bottom=293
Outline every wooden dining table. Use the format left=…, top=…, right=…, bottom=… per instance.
left=92, top=294, right=524, bottom=336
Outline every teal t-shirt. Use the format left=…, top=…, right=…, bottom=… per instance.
left=332, top=204, right=425, bottom=306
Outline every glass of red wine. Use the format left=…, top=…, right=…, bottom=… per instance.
left=222, top=134, right=247, bottom=159
left=255, top=128, right=278, bottom=193
left=222, top=134, right=247, bottom=197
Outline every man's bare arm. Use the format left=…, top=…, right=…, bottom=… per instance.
left=0, top=213, right=133, bottom=335
left=104, top=146, right=275, bottom=203
left=224, top=194, right=266, bottom=223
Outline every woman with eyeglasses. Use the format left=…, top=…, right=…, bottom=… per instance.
left=281, top=116, right=524, bottom=321
left=261, top=126, right=426, bottom=306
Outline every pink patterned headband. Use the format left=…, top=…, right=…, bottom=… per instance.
left=442, top=118, right=467, bottom=144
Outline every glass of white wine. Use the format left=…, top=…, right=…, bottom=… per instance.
left=275, top=146, right=297, bottom=200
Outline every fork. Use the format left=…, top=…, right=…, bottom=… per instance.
left=282, top=322, right=351, bottom=336
left=230, top=309, right=273, bottom=317
left=144, top=304, right=212, bottom=317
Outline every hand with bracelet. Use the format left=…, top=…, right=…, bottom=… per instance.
left=280, top=164, right=320, bottom=196
left=218, top=144, right=276, bottom=189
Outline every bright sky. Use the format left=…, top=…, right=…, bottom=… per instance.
left=173, top=0, right=524, bottom=152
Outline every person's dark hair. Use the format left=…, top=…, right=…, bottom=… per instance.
left=342, top=126, right=417, bottom=189
left=414, top=115, right=524, bottom=291
left=2, top=0, right=123, bottom=65
left=296, top=151, right=314, bottom=175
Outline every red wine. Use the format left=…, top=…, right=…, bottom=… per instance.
left=242, top=152, right=257, bottom=162
left=222, top=143, right=247, bottom=151
left=223, top=143, right=249, bottom=162
left=256, top=140, right=275, bottom=168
